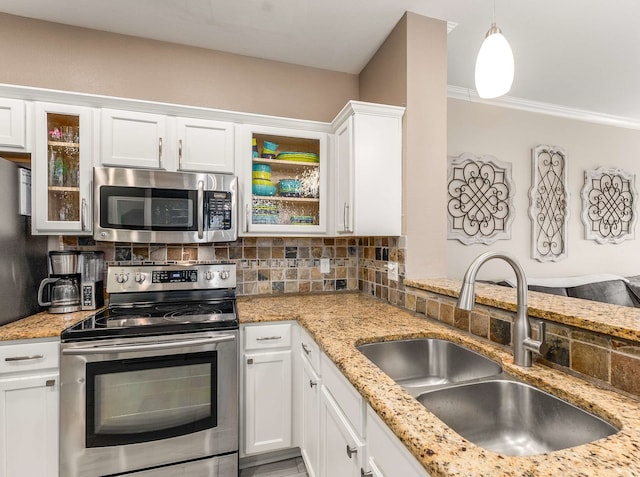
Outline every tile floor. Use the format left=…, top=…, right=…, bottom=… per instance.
left=240, top=457, right=308, bottom=477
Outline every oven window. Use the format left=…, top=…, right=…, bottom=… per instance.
left=85, top=351, right=217, bottom=447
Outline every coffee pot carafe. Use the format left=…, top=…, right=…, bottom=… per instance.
left=38, top=251, right=81, bottom=314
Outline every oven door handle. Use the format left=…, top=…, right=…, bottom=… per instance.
left=61, top=335, right=235, bottom=355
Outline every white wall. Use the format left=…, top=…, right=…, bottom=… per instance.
left=447, top=98, right=640, bottom=281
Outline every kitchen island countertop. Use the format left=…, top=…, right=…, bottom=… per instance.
left=237, top=292, right=640, bottom=477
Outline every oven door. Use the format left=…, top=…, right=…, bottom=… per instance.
left=60, top=331, right=238, bottom=477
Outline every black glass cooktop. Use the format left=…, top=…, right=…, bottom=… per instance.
left=61, top=298, right=238, bottom=341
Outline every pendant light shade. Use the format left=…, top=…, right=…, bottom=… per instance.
left=474, top=23, right=514, bottom=99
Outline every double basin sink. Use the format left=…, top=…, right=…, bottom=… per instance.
left=357, top=338, right=618, bottom=456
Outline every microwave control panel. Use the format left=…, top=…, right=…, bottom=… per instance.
left=207, top=192, right=232, bottom=230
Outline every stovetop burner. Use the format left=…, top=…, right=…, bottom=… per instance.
left=61, top=263, right=239, bottom=342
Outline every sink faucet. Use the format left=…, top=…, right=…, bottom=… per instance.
left=456, top=251, right=548, bottom=367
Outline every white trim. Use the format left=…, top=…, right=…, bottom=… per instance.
left=447, top=85, right=640, bottom=131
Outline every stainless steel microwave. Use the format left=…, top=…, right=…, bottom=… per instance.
left=93, top=167, right=237, bottom=243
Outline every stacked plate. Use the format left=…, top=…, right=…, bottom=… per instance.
left=290, top=215, right=315, bottom=225
left=252, top=164, right=277, bottom=196
left=276, top=151, right=319, bottom=163
left=252, top=202, right=279, bottom=224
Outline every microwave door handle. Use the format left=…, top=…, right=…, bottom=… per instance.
left=197, top=180, right=204, bottom=240
left=61, top=335, right=236, bottom=355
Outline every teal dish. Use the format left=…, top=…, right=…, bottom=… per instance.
left=252, top=163, right=272, bottom=173
left=252, top=183, right=277, bottom=196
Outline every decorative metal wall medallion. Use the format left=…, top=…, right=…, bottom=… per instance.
left=528, top=145, right=569, bottom=262
left=447, top=153, right=515, bottom=245
left=581, top=167, right=637, bottom=244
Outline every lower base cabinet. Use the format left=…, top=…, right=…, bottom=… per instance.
left=241, top=323, right=430, bottom=476
left=300, top=354, right=321, bottom=477
left=365, top=405, right=431, bottom=477
left=320, top=387, right=364, bottom=477
left=0, top=371, right=59, bottom=477
left=242, top=323, right=293, bottom=456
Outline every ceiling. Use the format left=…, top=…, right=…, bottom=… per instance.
left=1, top=0, right=639, bottom=123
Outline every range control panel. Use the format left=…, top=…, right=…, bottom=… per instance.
left=107, top=263, right=236, bottom=293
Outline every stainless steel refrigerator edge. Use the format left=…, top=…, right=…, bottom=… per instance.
left=0, top=157, right=48, bottom=326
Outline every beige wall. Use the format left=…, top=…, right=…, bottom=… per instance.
left=448, top=98, right=640, bottom=280
left=360, top=13, right=448, bottom=279
left=0, top=13, right=358, bottom=122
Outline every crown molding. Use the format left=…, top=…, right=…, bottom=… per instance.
left=447, top=85, right=640, bottom=131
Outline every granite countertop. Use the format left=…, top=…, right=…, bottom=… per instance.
left=237, top=292, right=640, bottom=477
left=0, top=309, right=96, bottom=341
left=404, top=277, right=640, bottom=342
left=2, top=293, right=640, bottom=475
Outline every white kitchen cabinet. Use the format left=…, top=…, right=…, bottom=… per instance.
left=320, top=386, right=364, bottom=477
left=33, top=102, right=93, bottom=235
left=365, top=405, right=430, bottom=477
left=332, top=101, right=404, bottom=236
left=237, top=124, right=328, bottom=236
left=101, top=109, right=234, bottom=173
left=299, top=338, right=321, bottom=477
left=0, top=98, right=28, bottom=150
left=101, top=108, right=169, bottom=169
left=242, top=323, right=293, bottom=456
left=175, top=117, right=234, bottom=173
left=0, top=339, right=59, bottom=477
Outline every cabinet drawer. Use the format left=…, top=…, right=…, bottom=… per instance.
left=320, top=352, right=364, bottom=437
left=299, top=326, right=320, bottom=374
left=244, top=323, right=292, bottom=350
left=0, top=340, right=59, bottom=374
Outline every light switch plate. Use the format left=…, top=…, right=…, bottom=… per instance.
left=387, top=261, right=399, bottom=281
left=320, top=258, right=330, bottom=274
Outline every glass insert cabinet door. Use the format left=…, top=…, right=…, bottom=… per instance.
left=34, top=102, right=92, bottom=235
left=242, top=125, right=327, bottom=234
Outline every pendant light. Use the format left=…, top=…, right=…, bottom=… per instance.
left=474, top=1, right=514, bottom=99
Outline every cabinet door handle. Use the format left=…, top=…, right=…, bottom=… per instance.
left=178, top=139, right=183, bottom=170
left=361, top=469, right=373, bottom=477
left=158, top=137, right=164, bottom=169
left=346, top=445, right=358, bottom=458
left=45, top=379, right=56, bottom=387
left=256, top=336, right=282, bottom=341
left=309, top=380, right=317, bottom=388
left=247, top=358, right=254, bottom=365
left=245, top=203, right=250, bottom=233
left=301, top=343, right=312, bottom=355
left=343, top=202, right=351, bottom=232
left=81, top=197, right=87, bottom=231
left=5, top=354, right=43, bottom=362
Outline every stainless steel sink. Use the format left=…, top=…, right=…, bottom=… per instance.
left=417, top=379, right=618, bottom=456
left=357, top=338, right=503, bottom=393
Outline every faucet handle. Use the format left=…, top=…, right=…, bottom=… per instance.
left=523, top=320, right=550, bottom=356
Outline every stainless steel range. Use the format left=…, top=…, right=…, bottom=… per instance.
left=60, top=263, right=239, bottom=477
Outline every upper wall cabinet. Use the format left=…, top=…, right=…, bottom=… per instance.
left=100, top=109, right=234, bottom=173
left=332, top=101, right=404, bottom=236
left=175, top=117, right=234, bottom=173
left=237, top=124, right=328, bottom=236
left=0, top=98, right=28, bottom=150
left=32, top=102, right=94, bottom=235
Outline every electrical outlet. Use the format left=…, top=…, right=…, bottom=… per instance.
left=387, top=261, right=399, bottom=281
left=320, top=258, right=330, bottom=274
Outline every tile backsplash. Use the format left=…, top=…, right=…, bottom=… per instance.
left=62, top=236, right=406, bottom=297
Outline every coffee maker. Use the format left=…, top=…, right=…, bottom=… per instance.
left=79, top=251, right=104, bottom=310
left=38, top=251, right=81, bottom=314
